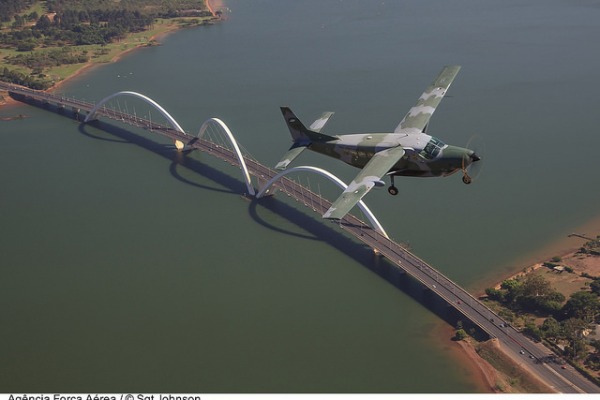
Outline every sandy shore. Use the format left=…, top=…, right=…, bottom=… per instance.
left=1, top=0, right=219, bottom=104
left=48, top=19, right=189, bottom=93
left=0, top=94, right=20, bottom=109
left=450, top=214, right=600, bottom=392
left=435, top=323, right=497, bottom=392
left=474, top=214, right=600, bottom=296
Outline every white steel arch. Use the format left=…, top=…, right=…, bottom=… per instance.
left=256, top=165, right=389, bottom=239
left=84, top=91, right=186, bottom=133
left=198, top=118, right=256, bottom=196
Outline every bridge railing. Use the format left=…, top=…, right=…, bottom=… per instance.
left=1, top=82, right=505, bottom=335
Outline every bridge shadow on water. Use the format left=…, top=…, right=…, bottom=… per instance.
left=79, top=119, right=318, bottom=241
left=29, top=101, right=482, bottom=338
left=248, top=194, right=486, bottom=339
left=79, top=120, right=240, bottom=196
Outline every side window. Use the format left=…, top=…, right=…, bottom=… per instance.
left=420, top=137, right=445, bottom=160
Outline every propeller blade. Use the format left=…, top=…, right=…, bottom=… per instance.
left=463, top=134, right=485, bottom=182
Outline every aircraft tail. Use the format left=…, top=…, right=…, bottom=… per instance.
left=280, top=107, right=337, bottom=143
left=276, top=107, right=336, bottom=170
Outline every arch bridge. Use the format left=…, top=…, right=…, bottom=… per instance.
left=81, top=89, right=387, bottom=233
left=5, top=82, right=587, bottom=393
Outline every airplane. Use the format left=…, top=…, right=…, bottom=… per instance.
left=275, top=65, right=481, bottom=220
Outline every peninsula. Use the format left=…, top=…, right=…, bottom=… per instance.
left=0, top=0, right=220, bottom=105
left=451, top=228, right=600, bottom=392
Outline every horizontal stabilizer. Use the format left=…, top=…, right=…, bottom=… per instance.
left=275, top=143, right=308, bottom=170
left=309, top=111, right=335, bottom=133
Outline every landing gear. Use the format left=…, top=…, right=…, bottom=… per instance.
left=388, top=175, right=399, bottom=195
left=462, top=174, right=472, bottom=185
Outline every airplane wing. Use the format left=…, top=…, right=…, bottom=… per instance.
left=394, top=65, right=461, bottom=134
left=323, top=146, right=405, bottom=219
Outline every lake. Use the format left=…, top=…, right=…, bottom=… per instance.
left=1, top=0, right=600, bottom=392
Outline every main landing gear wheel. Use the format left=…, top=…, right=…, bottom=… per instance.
left=387, top=175, right=399, bottom=195
left=462, top=174, right=472, bottom=185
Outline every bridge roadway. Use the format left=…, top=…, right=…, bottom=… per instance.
left=2, top=82, right=598, bottom=393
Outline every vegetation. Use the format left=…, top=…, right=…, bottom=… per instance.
left=0, top=0, right=215, bottom=89
left=482, top=237, right=600, bottom=378
left=475, top=340, right=549, bottom=393
left=580, top=236, right=600, bottom=256
left=0, top=0, right=34, bottom=24
left=453, top=328, right=467, bottom=341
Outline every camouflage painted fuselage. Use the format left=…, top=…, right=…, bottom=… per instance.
left=309, top=132, right=471, bottom=178
left=276, top=66, right=480, bottom=219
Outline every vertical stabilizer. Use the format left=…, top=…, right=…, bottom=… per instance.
left=280, top=107, right=337, bottom=143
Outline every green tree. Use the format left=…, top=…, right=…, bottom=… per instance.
left=522, top=274, right=553, bottom=297
left=501, top=278, right=523, bottom=304
left=16, top=40, right=35, bottom=51
left=565, top=339, right=588, bottom=360
left=523, top=322, right=542, bottom=342
left=454, top=329, right=467, bottom=341
left=35, top=14, right=52, bottom=31
left=561, top=318, right=588, bottom=340
left=590, top=280, right=600, bottom=295
left=12, top=14, right=24, bottom=28
left=485, top=287, right=505, bottom=302
left=540, top=316, right=561, bottom=339
left=562, top=291, right=600, bottom=323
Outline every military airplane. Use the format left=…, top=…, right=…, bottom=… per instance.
left=275, top=65, right=481, bottom=220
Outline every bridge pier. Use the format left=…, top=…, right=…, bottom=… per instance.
left=174, top=140, right=186, bottom=151
left=257, top=177, right=276, bottom=197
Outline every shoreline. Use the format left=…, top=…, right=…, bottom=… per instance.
left=1, top=0, right=219, bottom=105
left=48, top=18, right=198, bottom=93
left=2, top=0, right=597, bottom=392
left=474, top=213, right=600, bottom=296
left=450, top=214, right=600, bottom=392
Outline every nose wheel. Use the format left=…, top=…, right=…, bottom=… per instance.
left=462, top=173, right=472, bottom=185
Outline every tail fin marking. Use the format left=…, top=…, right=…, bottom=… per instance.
left=280, top=107, right=337, bottom=143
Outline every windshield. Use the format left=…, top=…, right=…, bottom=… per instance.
left=420, top=137, right=445, bottom=160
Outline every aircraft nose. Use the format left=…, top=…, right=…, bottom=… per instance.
left=471, top=153, right=481, bottom=162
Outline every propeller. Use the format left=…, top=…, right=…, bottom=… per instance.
left=461, top=134, right=485, bottom=184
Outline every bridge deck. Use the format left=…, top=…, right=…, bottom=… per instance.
left=2, top=81, right=597, bottom=393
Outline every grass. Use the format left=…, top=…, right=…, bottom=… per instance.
left=534, top=268, right=589, bottom=297
left=0, top=1, right=47, bottom=30
left=1, top=16, right=214, bottom=88
left=476, top=340, right=551, bottom=393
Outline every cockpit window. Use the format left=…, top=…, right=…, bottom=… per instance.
left=420, top=137, right=446, bottom=160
